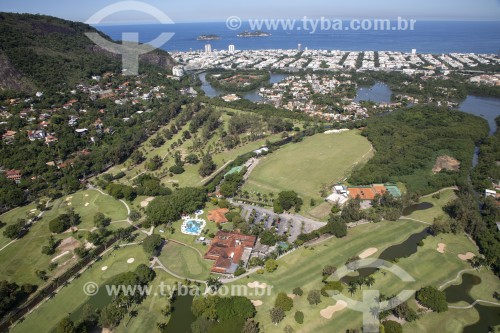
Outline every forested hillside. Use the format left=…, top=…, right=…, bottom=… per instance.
left=0, top=12, right=175, bottom=95
left=349, top=106, right=489, bottom=194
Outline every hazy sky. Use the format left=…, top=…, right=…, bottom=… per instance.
left=1, top=0, right=500, bottom=23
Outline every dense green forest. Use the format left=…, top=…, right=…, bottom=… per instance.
left=472, top=117, right=500, bottom=192
left=349, top=106, right=489, bottom=195
left=0, top=12, right=174, bottom=94
left=206, top=70, right=271, bottom=92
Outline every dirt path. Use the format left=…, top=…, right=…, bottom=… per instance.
left=399, top=217, right=431, bottom=225
left=200, top=160, right=233, bottom=185
left=449, top=299, right=500, bottom=309
left=421, top=186, right=458, bottom=198
left=438, top=269, right=477, bottom=290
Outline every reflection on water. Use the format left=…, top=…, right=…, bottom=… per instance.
left=459, top=95, right=500, bottom=135
left=354, top=82, right=393, bottom=104
left=164, top=295, right=195, bottom=333
left=402, top=202, right=434, bottom=216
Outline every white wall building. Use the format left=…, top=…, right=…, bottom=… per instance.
left=172, top=65, right=185, bottom=77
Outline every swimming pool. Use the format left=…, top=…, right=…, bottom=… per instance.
left=181, top=218, right=206, bottom=236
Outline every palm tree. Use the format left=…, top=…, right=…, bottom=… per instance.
left=365, top=276, right=376, bottom=288
left=348, top=282, right=358, bottom=296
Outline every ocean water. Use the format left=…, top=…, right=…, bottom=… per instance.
left=96, top=21, right=500, bottom=53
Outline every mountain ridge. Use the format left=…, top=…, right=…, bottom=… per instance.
left=0, top=12, right=175, bottom=94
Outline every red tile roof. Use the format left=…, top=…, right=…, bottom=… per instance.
left=207, top=208, right=229, bottom=224
left=204, top=231, right=256, bottom=273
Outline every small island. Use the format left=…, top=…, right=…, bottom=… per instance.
left=237, top=30, right=271, bottom=38
left=197, top=34, right=221, bottom=41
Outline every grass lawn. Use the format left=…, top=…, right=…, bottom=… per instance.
left=42, top=189, right=129, bottom=230
left=0, top=202, right=38, bottom=248
left=105, top=108, right=285, bottom=189
left=225, top=217, right=499, bottom=333
left=243, top=130, right=373, bottom=215
left=404, top=188, right=458, bottom=222
left=11, top=243, right=149, bottom=333
left=157, top=201, right=236, bottom=254
left=158, top=241, right=212, bottom=281
left=227, top=220, right=426, bottom=333
left=0, top=189, right=129, bottom=285
left=113, top=269, right=181, bottom=333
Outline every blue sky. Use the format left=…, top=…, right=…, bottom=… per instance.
left=1, top=0, right=500, bottom=23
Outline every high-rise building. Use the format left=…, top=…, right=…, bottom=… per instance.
left=298, top=43, right=302, bottom=51
left=228, top=44, right=235, bottom=53
left=205, top=44, right=212, bottom=53
left=411, top=48, right=417, bottom=55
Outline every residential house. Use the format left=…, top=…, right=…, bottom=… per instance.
left=2, top=130, right=17, bottom=144
left=45, top=135, right=58, bottom=147
left=5, top=169, right=22, bottom=183
left=27, top=130, right=45, bottom=141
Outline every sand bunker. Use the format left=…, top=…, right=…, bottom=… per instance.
left=247, top=281, right=267, bottom=289
left=458, top=252, right=475, bottom=261
left=437, top=243, right=446, bottom=253
left=287, top=294, right=296, bottom=299
left=359, top=248, right=378, bottom=259
left=140, top=197, right=155, bottom=208
left=127, top=258, right=135, bottom=264
left=65, top=196, right=73, bottom=201
left=85, top=194, right=89, bottom=197
left=84, top=202, right=89, bottom=207
left=67, top=203, right=72, bottom=206
left=251, top=300, right=263, bottom=307
left=101, top=266, right=108, bottom=271
left=320, top=301, right=348, bottom=319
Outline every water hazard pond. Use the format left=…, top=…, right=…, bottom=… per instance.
left=443, top=273, right=500, bottom=333
left=402, top=202, right=434, bottom=216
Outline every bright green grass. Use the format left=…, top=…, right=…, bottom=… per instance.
left=227, top=220, right=425, bottom=333
left=41, top=190, right=129, bottom=230
left=0, top=215, right=59, bottom=285
left=11, top=244, right=149, bottom=333
left=158, top=241, right=212, bottom=281
left=228, top=221, right=499, bottom=333
left=404, top=188, right=458, bottom=222
left=243, top=130, right=373, bottom=215
left=0, top=190, right=128, bottom=285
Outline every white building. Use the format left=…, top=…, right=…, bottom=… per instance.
left=228, top=45, right=235, bottom=53
left=172, top=65, right=185, bottom=77
left=205, top=44, right=212, bottom=53
left=412, top=49, right=417, bottom=55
